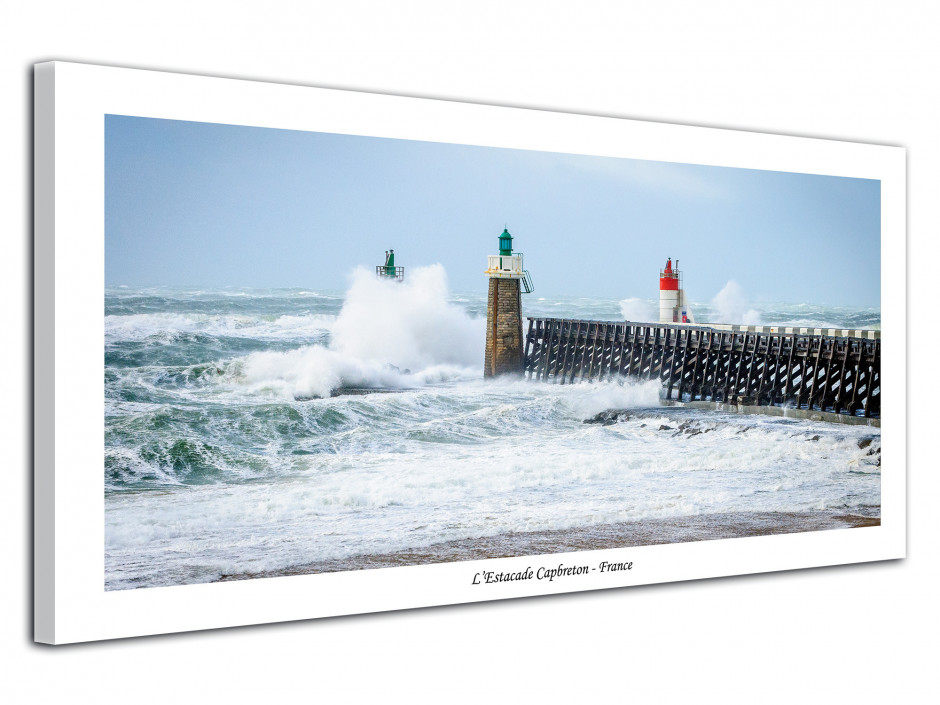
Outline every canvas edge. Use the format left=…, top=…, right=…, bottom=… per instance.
left=895, top=146, right=909, bottom=560
left=34, top=61, right=56, bottom=645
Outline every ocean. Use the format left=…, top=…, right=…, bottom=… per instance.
left=104, top=267, right=882, bottom=590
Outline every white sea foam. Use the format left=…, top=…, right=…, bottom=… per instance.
left=552, top=378, right=662, bottom=418
left=105, top=312, right=336, bottom=343
left=105, top=403, right=880, bottom=587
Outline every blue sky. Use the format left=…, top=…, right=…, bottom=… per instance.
left=105, top=115, right=881, bottom=307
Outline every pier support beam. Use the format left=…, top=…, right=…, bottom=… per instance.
left=522, top=317, right=881, bottom=419
left=484, top=277, right=524, bottom=377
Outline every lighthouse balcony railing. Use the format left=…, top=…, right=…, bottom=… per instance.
left=486, top=253, right=525, bottom=276
left=376, top=265, right=404, bottom=281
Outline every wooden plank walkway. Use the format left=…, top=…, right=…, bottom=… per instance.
left=523, top=318, right=881, bottom=418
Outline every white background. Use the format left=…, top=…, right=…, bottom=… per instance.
left=2, top=0, right=936, bottom=701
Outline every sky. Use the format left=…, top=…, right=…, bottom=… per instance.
left=105, top=115, right=881, bottom=307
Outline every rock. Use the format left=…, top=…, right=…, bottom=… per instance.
left=583, top=410, right=629, bottom=426
left=659, top=425, right=673, bottom=431
left=857, top=438, right=874, bottom=450
left=807, top=435, right=820, bottom=442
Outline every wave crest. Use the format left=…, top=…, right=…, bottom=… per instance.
left=233, top=265, right=484, bottom=398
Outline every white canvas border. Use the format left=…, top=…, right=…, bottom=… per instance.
left=33, top=61, right=906, bottom=644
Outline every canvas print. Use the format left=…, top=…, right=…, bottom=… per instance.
left=104, top=115, right=881, bottom=591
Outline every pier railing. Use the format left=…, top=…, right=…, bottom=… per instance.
left=523, top=318, right=880, bottom=418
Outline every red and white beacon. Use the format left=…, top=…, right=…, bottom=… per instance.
left=659, top=258, right=694, bottom=324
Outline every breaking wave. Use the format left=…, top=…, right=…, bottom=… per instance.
left=230, top=265, right=484, bottom=399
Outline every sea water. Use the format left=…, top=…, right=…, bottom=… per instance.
left=104, top=267, right=881, bottom=589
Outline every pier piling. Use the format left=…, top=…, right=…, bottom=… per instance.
left=524, top=319, right=880, bottom=418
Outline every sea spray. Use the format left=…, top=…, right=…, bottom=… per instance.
left=557, top=377, right=662, bottom=419
left=331, top=265, right=482, bottom=369
left=710, top=280, right=762, bottom=325
left=619, top=297, right=657, bottom=322
left=239, top=265, right=484, bottom=398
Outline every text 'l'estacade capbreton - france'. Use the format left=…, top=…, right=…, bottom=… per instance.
left=472, top=560, right=633, bottom=585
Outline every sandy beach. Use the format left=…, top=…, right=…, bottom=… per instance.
left=217, top=509, right=879, bottom=582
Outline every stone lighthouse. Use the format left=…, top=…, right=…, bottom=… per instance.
left=484, top=228, right=533, bottom=377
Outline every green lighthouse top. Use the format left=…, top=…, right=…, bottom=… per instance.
left=499, top=228, right=513, bottom=256
left=376, top=249, right=404, bottom=281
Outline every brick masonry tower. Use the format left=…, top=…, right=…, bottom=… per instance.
left=484, top=228, right=533, bottom=377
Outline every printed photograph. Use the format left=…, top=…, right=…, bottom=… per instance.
left=104, top=116, right=881, bottom=590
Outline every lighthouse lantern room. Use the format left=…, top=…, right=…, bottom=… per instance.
left=499, top=228, right=513, bottom=255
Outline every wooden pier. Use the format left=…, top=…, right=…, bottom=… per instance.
left=523, top=318, right=881, bottom=418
